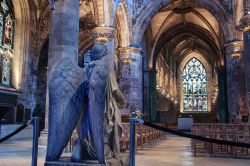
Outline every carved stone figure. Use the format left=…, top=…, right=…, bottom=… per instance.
left=71, top=43, right=127, bottom=166
left=45, top=0, right=127, bottom=165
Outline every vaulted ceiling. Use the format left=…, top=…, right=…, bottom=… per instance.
left=149, top=0, right=224, bottom=69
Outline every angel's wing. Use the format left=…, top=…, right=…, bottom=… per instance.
left=46, top=60, right=85, bottom=161
left=88, top=53, right=113, bottom=164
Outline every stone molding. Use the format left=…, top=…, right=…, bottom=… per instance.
left=92, top=26, right=116, bottom=42
left=118, top=47, right=144, bottom=64
left=119, top=47, right=144, bottom=54
left=224, top=40, right=244, bottom=57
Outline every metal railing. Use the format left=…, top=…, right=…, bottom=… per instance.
left=129, top=118, right=250, bottom=166
left=0, top=116, right=40, bottom=166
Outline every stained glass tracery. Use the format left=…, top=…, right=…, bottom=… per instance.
left=183, top=57, right=208, bottom=112
left=0, top=0, right=14, bottom=86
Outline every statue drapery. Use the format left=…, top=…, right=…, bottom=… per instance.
left=71, top=43, right=125, bottom=165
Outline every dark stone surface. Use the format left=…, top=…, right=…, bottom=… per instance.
left=106, top=153, right=130, bottom=166
left=44, top=154, right=129, bottom=166
left=44, top=159, right=104, bottom=166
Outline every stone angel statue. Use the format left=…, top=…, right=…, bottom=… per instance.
left=45, top=0, right=127, bottom=165
left=71, top=44, right=128, bottom=166
left=46, top=43, right=127, bottom=165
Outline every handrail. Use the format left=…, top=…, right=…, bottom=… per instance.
left=0, top=120, right=32, bottom=143
left=129, top=118, right=250, bottom=166
left=0, top=117, right=40, bottom=166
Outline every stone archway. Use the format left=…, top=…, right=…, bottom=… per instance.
left=116, top=2, right=132, bottom=47
left=12, top=0, right=33, bottom=90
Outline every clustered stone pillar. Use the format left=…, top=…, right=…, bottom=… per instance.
left=225, top=41, right=246, bottom=123
left=238, top=0, right=250, bottom=123
left=148, top=69, right=157, bottom=122
left=118, top=47, right=143, bottom=118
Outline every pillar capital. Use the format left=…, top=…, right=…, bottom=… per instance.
left=92, top=26, right=116, bottom=43
left=119, top=47, right=144, bottom=54
left=224, top=40, right=244, bottom=57
left=118, top=47, right=144, bottom=64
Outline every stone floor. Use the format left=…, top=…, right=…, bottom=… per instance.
left=0, top=129, right=250, bottom=166
left=136, top=135, right=250, bottom=166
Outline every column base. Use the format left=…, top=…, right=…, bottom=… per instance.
left=39, top=129, right=48, bottom=146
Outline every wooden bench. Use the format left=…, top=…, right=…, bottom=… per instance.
left=192, top=123, right=250, bottom=158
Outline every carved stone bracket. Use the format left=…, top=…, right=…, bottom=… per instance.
left=237, top=14, right=250, bottom=32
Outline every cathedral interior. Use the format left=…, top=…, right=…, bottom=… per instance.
left=0, top=0, right=250, bottom=166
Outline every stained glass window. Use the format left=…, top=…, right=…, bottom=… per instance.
left=183, top=57, right=208, bottom=112
left=2, top=55, right=10, bottom=84
left=0, top=13, right=4, bottom=45
left=0, top=0, right=14, bottom=86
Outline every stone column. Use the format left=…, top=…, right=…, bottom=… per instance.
left=148, top=69, right=157, bottom=122
left=118, top=47, right=143, bottom=119
left=225, top=41, right=246, bottom=123
left=39, top=0, right=80, bottom=146
left=238, top=0, right=250, bottom=123
left=39, top=85, right=49, bottom=146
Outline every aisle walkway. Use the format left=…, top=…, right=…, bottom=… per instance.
left=136, top=135, right=250, bottom=166
left=0, top=131, right=250, bottom=166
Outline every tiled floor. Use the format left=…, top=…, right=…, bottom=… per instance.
left=0, top=131, right=250, bottom=166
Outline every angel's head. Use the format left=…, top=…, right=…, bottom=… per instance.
left=90, top=43, right=108, bottom=61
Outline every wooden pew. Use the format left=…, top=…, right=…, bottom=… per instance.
left=192, top=123, right=250, bottom=158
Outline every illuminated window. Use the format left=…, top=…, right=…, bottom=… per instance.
left=183, top=57, right=208, bottom=112
left=0, top=0, right=14, bottom=86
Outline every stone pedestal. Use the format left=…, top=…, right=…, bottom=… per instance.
left=39, top=129, right=48, bottom=146
left=45, top=161, right=104, bottom=166
left=44, top=155, right=129, bottom=166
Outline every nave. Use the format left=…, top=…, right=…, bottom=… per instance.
left=136, top=135, right=250, bottom=166
left=0, top=127, right=249, bottom=166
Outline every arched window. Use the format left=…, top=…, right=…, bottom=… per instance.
left=0, top=0, right=14, bottom=86
left=182, top=57, right=208, bottom=112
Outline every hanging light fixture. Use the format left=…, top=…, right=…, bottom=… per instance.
left=171, top=97, right=174, bottom=101
left=174, top=99, right=178, bottom=104
left=162, top=89, right=166, bottom=95
left=156, top=82, right=160, bottom=90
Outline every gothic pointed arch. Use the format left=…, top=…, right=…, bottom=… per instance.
left=178, top=52, right=214, bottom=113
left=116, top=2, right=132, bottom=47
left=182, top=57, right=208, bottom=112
